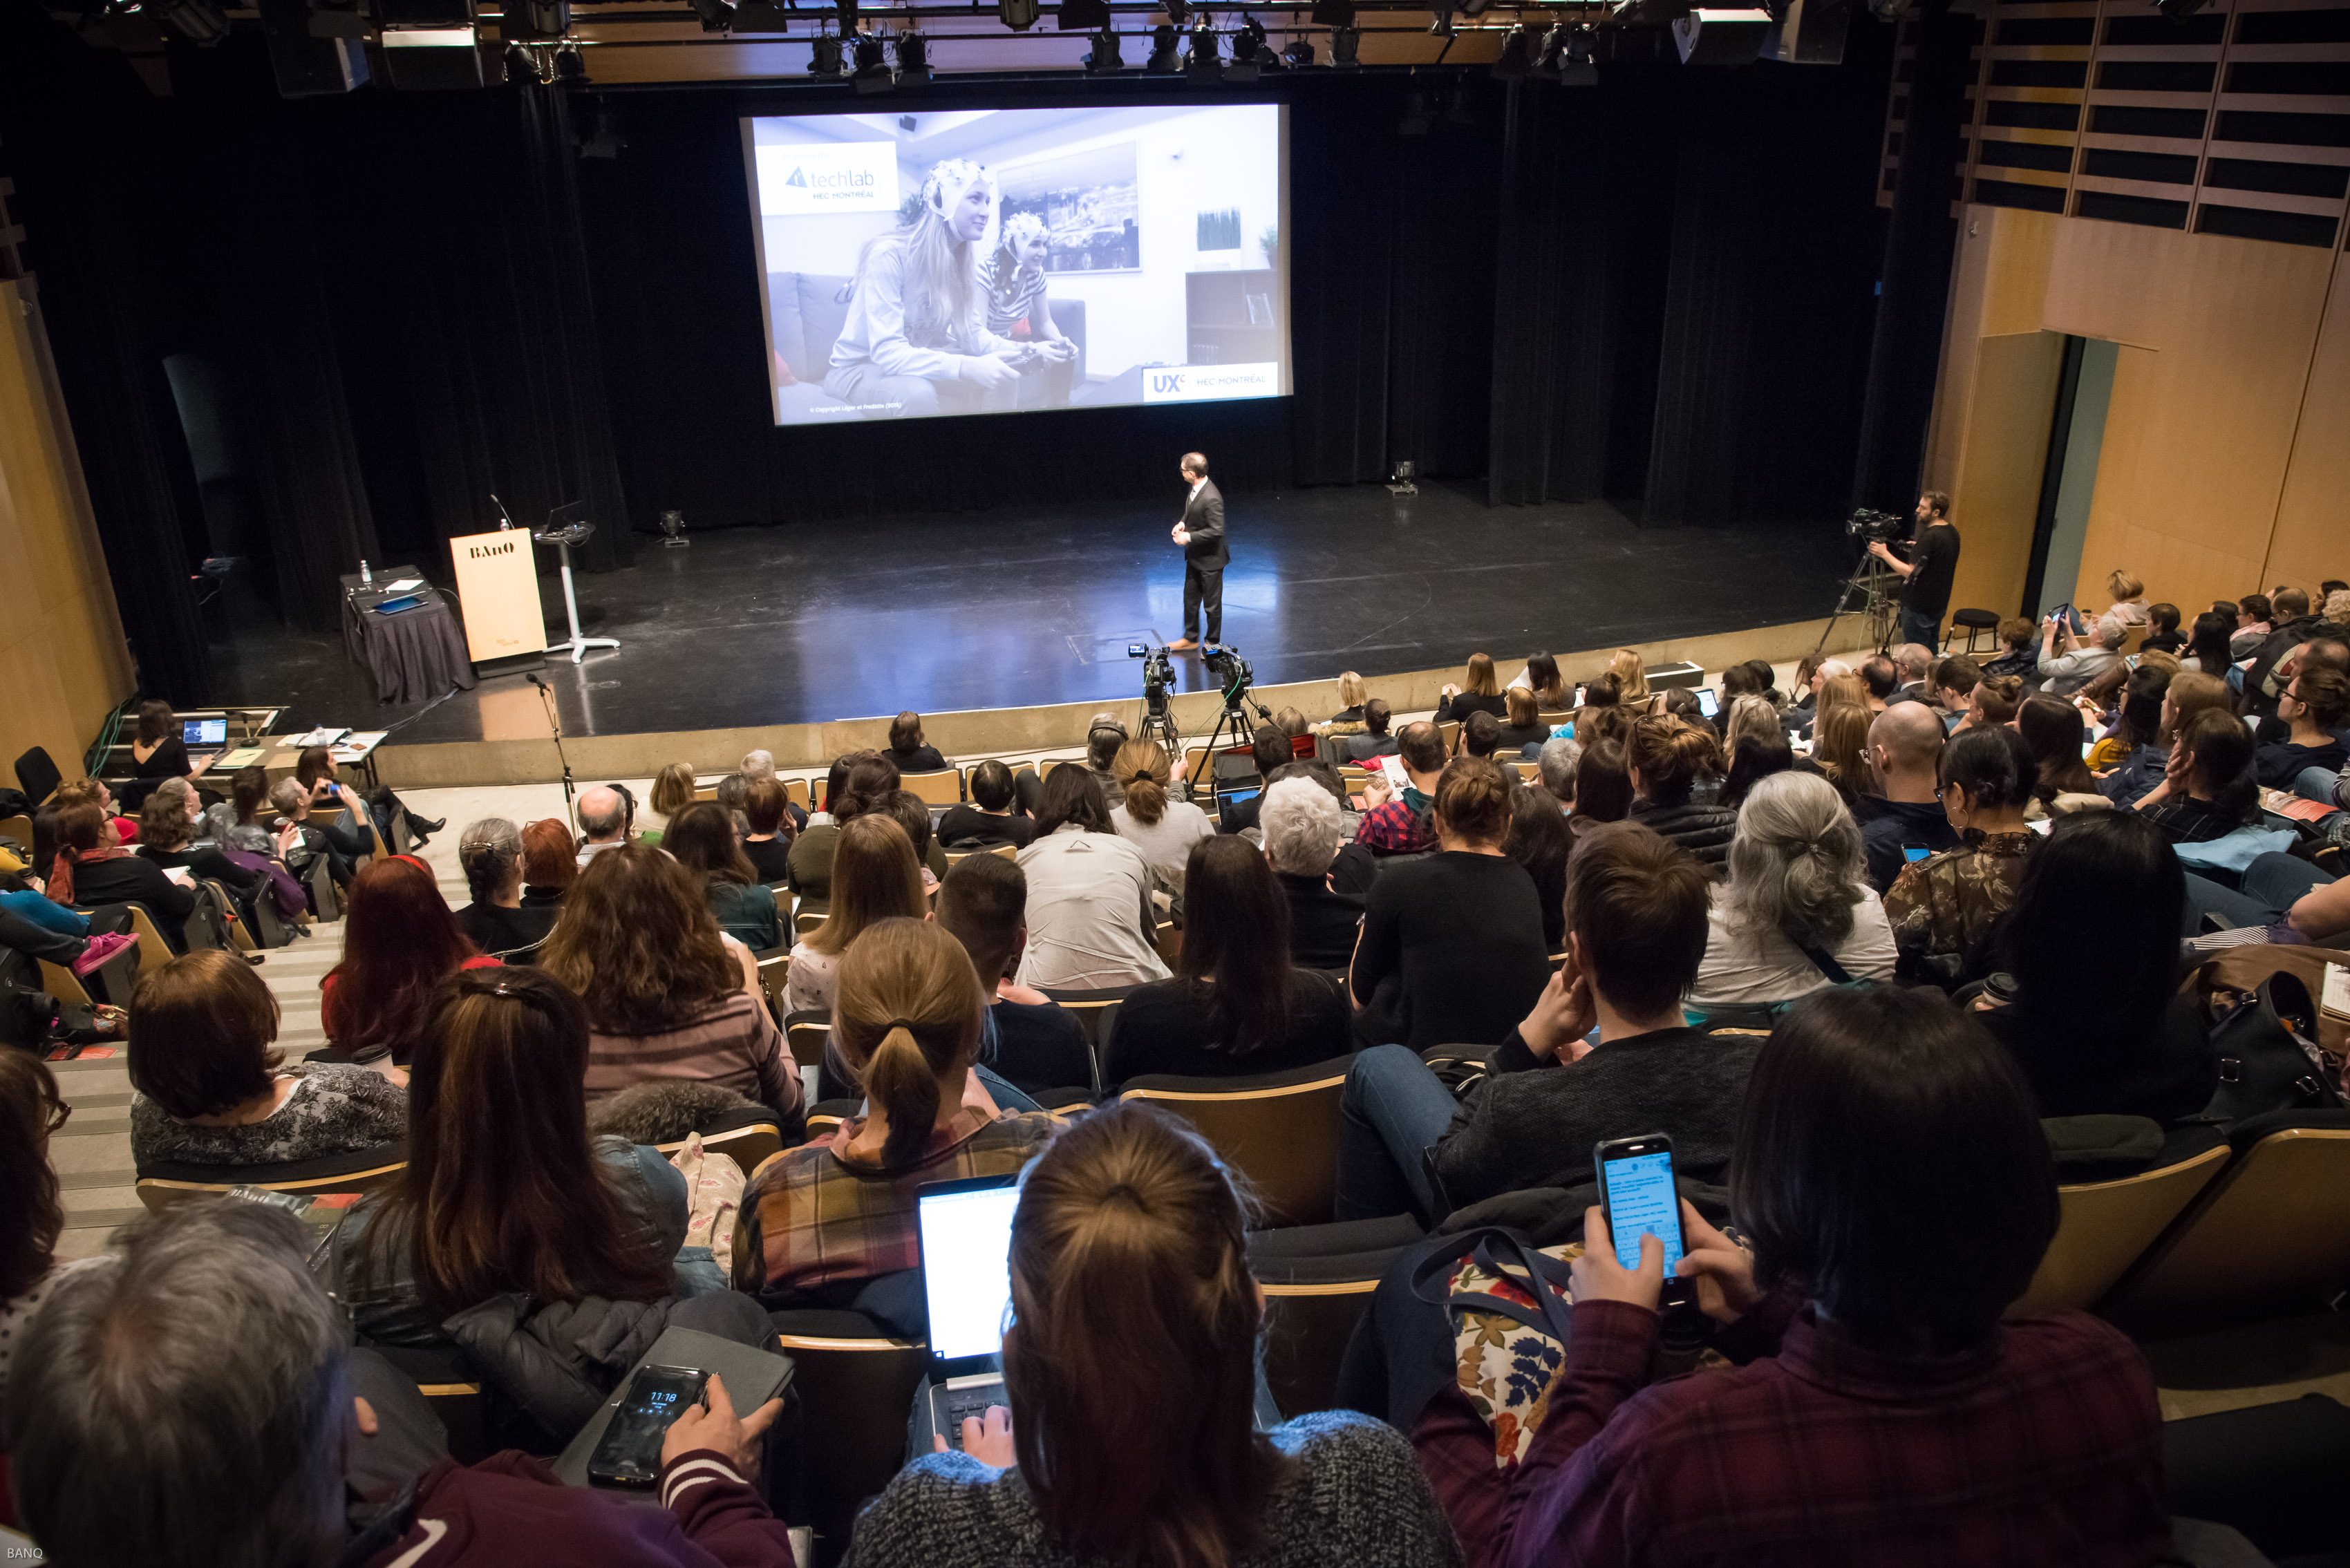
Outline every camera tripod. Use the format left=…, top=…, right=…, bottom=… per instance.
left=1180, top=676, right=1275, bottom=811
left=1814, top=549, right=1901, bottom=659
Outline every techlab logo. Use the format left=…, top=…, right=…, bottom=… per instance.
left=758, top=142, right=898, bottom=215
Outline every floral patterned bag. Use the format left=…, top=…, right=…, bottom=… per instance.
left=1411, top=1229, right=1581, bottom=1468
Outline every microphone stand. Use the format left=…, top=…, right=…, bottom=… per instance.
left=529, top=674, right=575, bottom=815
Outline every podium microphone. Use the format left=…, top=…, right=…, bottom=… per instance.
left=526, top=672, right=547, bottom=689
left=493, top=493, right=517, bottom=531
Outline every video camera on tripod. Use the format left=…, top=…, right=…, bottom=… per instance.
left=1127, top=642, right=1176, bottom=719
left=1845, top=507, right=1906, bottom=543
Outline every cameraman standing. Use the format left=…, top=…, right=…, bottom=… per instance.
left=1869, top=491, right=1961, bottom=654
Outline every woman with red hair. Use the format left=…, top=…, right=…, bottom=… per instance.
left=319, top=856, right=500, bottom=1067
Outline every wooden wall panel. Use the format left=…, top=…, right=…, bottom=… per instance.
left=0, top=278, right=135, bottom=789
left=2052, top=223, right=2333, bottom=615
left=2263, top=252, right=2350, bottom=599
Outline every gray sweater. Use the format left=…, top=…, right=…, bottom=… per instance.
left=131, top=1061, right=406, bottom=1168
left=844, top=1410, right=1461, bottom=1568
left=1431, top=1026, right=1762, bottom=1208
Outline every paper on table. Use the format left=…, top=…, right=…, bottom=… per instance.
left=382, top=578, right=424, bottom=592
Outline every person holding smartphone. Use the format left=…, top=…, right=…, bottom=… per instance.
left=1414, top=985, right=2169, bottom=1568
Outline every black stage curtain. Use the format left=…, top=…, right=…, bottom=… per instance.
left=1642, top=32, right=1892, bottom=526
left=1849, top=3, right=1975, bottom=514
left=0, top=6, right=216, bottom=702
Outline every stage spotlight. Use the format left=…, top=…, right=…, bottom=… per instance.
left=1082, top=24, right=1122, bottom=68
left=1228, top=12, right=1267, bottom=75
left=894, top=27, right=930, bottom=79
left=1058, top=0, right=1109, bottom=25
left=999, top=0, right=1039, bottom=28
left=1165, top=0, right=1189, bottom=20
left=1185, top=17, right=1221, bottom=77
left=554, top=41, right=589, bottom=82
left=687, top=0, right=733, bottom=30
left=153, top=0, right=229, bottom=42
left=1327, top=21, right=1359, bottom=65
left=1282, top=32, right=1314, bottom=64
left=1490, top=21, right=1529, bottom=75
left=809, top=27, right=844, bottom=72
left=852, top=28, right=891, bottom=88
left=1145, top=21, right=1182, bottom=68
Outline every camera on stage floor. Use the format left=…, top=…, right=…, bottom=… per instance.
left=1845, top=508, right=1905, bottom=543
left=1129, top=642, right=1175, bottom=717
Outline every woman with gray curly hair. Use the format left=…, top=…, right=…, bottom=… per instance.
left=454, top=816, right=558, bottom=959
left=1686, top=769, right=1895, bottom=1017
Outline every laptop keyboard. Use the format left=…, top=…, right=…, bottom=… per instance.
left=936, top=1379, right=1006, bottom=1450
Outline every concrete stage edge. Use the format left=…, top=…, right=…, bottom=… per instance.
left=370, top=614, right=1877, bottom=788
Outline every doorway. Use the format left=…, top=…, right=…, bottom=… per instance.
left=2020, top=334, right=2118, bottom=619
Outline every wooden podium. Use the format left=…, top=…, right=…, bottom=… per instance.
left=449, top=528, right=547, bottom=663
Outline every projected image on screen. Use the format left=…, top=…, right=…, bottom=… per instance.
left=743, top=105, right=1288, bottom=426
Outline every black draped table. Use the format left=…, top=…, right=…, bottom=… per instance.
left=340, top=567, right=478, bottom=706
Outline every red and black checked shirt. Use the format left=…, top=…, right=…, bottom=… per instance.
left=1416, top=1296, right=2169, bottom=1568
left=1356, top=797, right=1436, bottom=855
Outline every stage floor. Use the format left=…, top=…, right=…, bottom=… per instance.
left=211, top=482, right=1860, bottom=744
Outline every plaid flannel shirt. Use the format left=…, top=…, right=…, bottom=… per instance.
left=1356, top=797, right=1436, bottom=856
left=1416, top=1297, right=2168, bottom=1568
left=733, top=1108, right=1057, bottom=1301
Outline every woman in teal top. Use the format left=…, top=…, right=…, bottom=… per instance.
left=664, top=802, right=783, bottom=951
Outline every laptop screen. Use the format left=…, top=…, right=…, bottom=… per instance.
left=917, top=1180, right=1022, bottom=1363
left=182, top=718, right=227, bottom=746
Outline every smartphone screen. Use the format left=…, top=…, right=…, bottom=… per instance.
left=1695, top=687, right=1720, bottom=719
left=1598, top=1143, right=1686, bottom=1274
left=587, top=1364, right=709, bottom=1487
left=1902, top=844, right=1933, bottom=863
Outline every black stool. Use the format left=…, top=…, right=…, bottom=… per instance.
left=1950, top=607, right=2001, bottom=655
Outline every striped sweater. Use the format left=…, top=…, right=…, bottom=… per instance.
left=585, top=990, right=800, bottom=1122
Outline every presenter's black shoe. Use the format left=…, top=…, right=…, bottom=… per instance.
left=1168, top=638, right=1200, bottom=651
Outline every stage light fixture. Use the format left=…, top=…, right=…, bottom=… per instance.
left=1058, top=0, right=1109, bottom=26
left=894, top=28, right=931, bottom=80
left=153, top=0, right=229, bottom=43
left=1490, top=21, right=1529, bottom=75
left=1228, top=12, right=1267, bottom=75
left=852, top=28, right=892, bottom=87
left=1165, top=0, right=1190, bottom=20
left=1326, top=20, right=1358, bottom=65
left=688, top=0, right=734, bottom=30
left=554, top=41, right=588, bottom=82
left=809, top=30, right=843, bottom=70
left=1082, top=24, right=1122, bottom=68
left=1427, top=5, right=1454, bottom=35
left=1145, top=21, right=1182, bottom=68
left=1282, top=32, right=1314, bottom=65
left=998, top=0, right=1040, bottom=28
left=1185, top=17, right=1221, bottom=77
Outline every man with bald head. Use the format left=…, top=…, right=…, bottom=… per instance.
left=1854, top=703, right=1958, bottom=891
left=575, top=782, right=633, bottom=867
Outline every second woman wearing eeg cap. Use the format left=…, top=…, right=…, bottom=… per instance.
left=826, top=159, right=1051, bottom=418
left=979, top=211, right=1078, bottom=409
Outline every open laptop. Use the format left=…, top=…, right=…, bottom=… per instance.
left=915, top=1173, right=1022, bottom=1452
left=181, top=717, right=227, bottom=747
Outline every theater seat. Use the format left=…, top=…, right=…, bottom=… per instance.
left=2009, top=1133, right=2231, bottom=1317
left=1249, top=1215, right=1426, bottom=1417
left=2102, top=1111, right=2350, bottom=1339
left=1120, top=1055, right=1360, bottom=1228
left=1037, top=984, right=1138, bottom=1061
left=767, top=1308, right=929, bottom=1546
left=133, top=1142, right=408, bottom=1211
left=899, top=768, right=962, bottom=806
left=654, top=1106, right=787, bottom=1181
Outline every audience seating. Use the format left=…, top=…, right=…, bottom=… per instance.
left=1438, top=721, right=1459, bottom=753
left=1120, top=1055, right=1358, bottom=1228
left=1951, top=607, right=2000, bottom=654
left=941, top=844, right=1017, bottom=868
left=13, top=746, right=62, bottom=807
left=1154, top=918, right=1180, bottom=967
left=2102, top=1111, right=2350, bottom=1339
left=899, top=769, right=962, bottom=806
left=652, top=1106, right=786, bottom=1181
left=132, top=1145, right=408, bottom=1211
left=793, top=905, right=827, bottom=939
left=767, top=1311, right=930, bottom=1547
left=306, top=853, right=341, bottom=921
left=2010, top=1135, right=2232, bottom=1316
left=36, top=939, right=142, bottom=1012
left=0, top=813, right=31, bottom=851
left=123, top=906, right=175, bottom=979
left=1536, top=710, right=1572, bottom=728
left=370, top=1343, right=493, bottom=1467
left=784, top=1010, right=831, bottom=1070
left=1039, top=985, right=1137, bottom=1063
left=1248, top=1215, right=1426, bottom=1417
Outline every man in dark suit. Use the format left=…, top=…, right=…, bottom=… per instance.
left=1168, top=450, right=1227, bottom=650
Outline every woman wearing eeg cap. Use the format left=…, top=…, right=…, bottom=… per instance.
left=979, top=211, right=1078, bottom=408
left=827, top=158, right=1071, bottom=418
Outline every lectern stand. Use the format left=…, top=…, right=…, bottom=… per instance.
left=449, top=528, right=548, bottom=664
left=534, top=516, right=618, bottom=663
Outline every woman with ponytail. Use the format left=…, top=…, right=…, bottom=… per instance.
left=452, top=817, right=557, bottom=959
left=845, top=1102, right=1463, bottom=1568
left=1108, top=739, right=1215, bottom=899
left=736, top=917, right=1056, bottom=1306
left=1626, top=715, right=1737, bottom=871
left=1688, top=772, right=1895, bottom=1017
